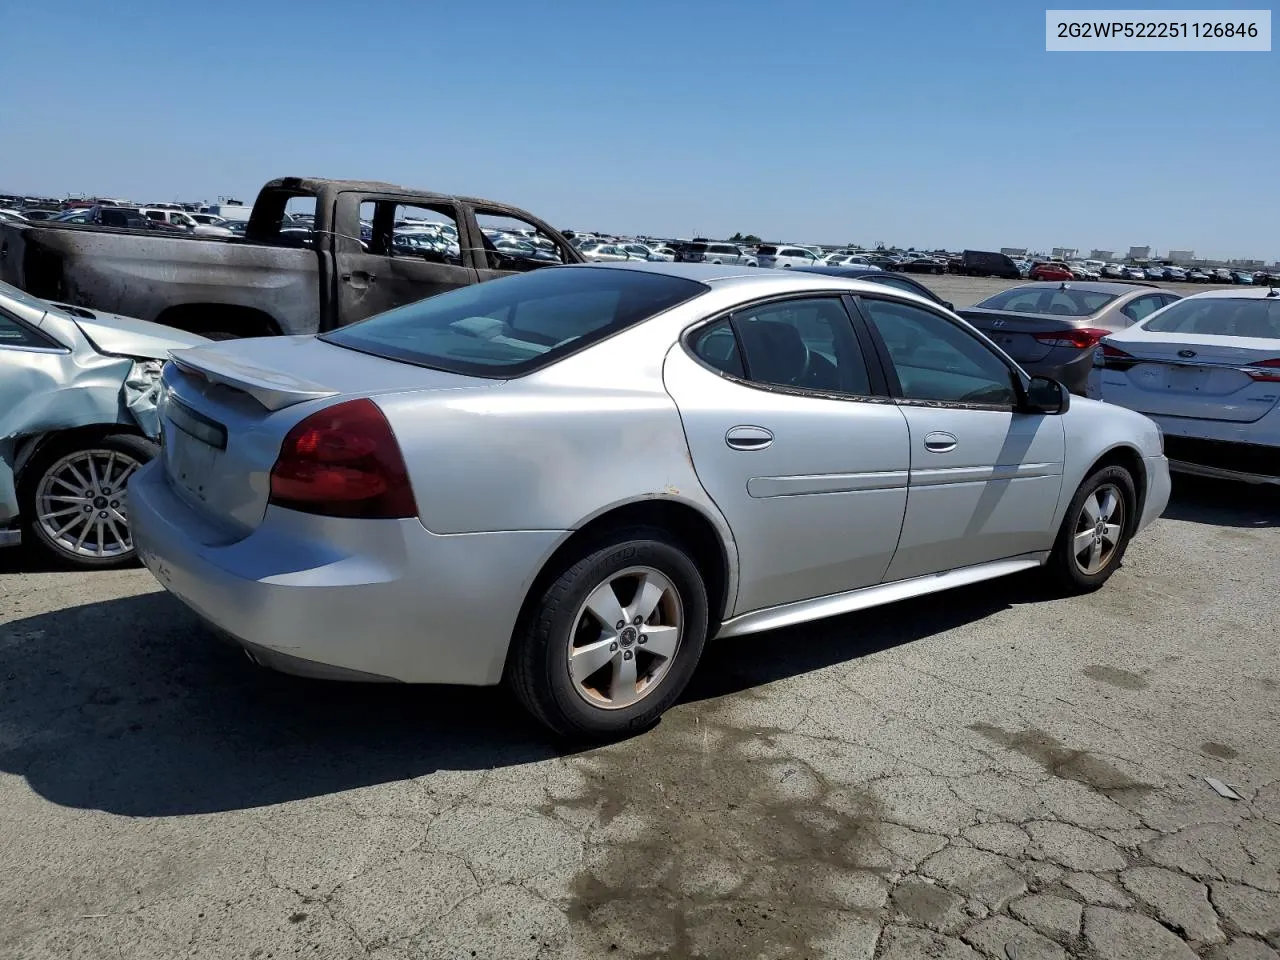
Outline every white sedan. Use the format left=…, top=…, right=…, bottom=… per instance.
left=1093, top=288, right=1280, bottom=484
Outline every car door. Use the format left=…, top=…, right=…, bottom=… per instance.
left=332, top=193, right=478, bottom=326
left=854, top=296, right=1066, bottom=582
left=663, top=295, right=911, bottom=614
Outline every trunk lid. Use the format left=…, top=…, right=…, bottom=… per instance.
left=157, top=336, right=498, bottom=538
left=1097, top=333, right=1280, bottom=423
left=958, top=308, right=1087, bottom=363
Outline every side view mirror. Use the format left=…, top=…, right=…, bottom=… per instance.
left=1023, top=375, right=1070, bottom=415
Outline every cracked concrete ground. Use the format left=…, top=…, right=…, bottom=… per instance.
left=1, top=475, right=1277, bottom=959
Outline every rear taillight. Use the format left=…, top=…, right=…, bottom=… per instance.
left=1245, top=358, right=1280, bottom=383
left=269, top=398, right=418, bottom=519
left=1033, top=327, right=1112, bottom=350
left=1100, top=343, right=1135, bottom=359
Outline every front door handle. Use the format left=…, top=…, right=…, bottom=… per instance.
left=341, top=270, right=377, bottom=289
left=725, top=425, right=774, bottom=451
left=924, top=431, right=958, bottom=453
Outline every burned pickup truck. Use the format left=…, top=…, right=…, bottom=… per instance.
left=0, top=177, right=584, bottom=339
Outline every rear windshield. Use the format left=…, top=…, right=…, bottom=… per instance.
left=1143, top=297, right=1280, bottom=338
left=322, top=267, right=708, bottom=377
left=973, top=287, right=1117, bottom=317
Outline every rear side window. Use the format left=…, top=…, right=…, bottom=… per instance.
left=1143, top=298, right=1280, bottom=338
left=323, top=267, right=708, bottom=377
left=690, top=318, right=744, bottom=377
left=756, top=245, right=778, bottom=255
left=1120, top=294, right=1167, bottom=324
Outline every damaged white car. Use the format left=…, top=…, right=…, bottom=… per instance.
left=1, top=282, right=209, bottom=568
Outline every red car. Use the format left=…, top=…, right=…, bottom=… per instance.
left=1028, top=261, right=1074, bottom=281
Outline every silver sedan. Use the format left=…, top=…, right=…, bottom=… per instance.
left=130, top=264, right=1170, bottom=738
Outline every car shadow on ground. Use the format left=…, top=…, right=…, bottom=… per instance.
left=0, top=573, right=1040, bottom=819
left=1161, top=475, right=1278, bottom=528
left=0, top=474, right=1267, bottom=818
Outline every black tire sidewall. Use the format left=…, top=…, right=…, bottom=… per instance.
left=1050, top=465, right=1137, bottom=592
left=21, top=432, right=158, bottom=570
left=514, top=534, right=709, bottom=739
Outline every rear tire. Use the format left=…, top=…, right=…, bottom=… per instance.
left=1044, top=465, right=1136, bottom=594
left=506, top=529, right=709, bottom=740
left=20, top=432, right=157, bottom=570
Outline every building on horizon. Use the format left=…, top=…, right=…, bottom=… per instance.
left=1000, top=247, right=1027, bottom=257
left=1052, top=247, right=1077, bottom=260
left=1128, top=246, right=1151, bottom=260
left=1168, top=250, right=1195, bottom=264
left=1090, top=250, right=1113, bottom=261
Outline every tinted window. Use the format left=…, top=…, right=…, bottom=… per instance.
left=323, top=267, right=707, bottom=377
left=1143, top=298, right=1280, bottom=339
left=756, top=245, right=778, bottom=255
left=862, top=299, right=1017, bottom=405
left=0, top=309, right=55, bottom=348
left=732, top=297, right=869, bottom=394
left=690, top=318, right=744, bottom=377
left=1120, top=294, right=1166, bottom=324
left=975, top=287, right=1117, bottom=317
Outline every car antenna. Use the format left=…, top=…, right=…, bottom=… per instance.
left=1059, top=281, right=1070, bottom=291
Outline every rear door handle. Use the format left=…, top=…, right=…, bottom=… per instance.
left=924, top=431, right=958, bottom=453
left=342, top=270, right=377, bottom=288
left=725, top=425, right=774, bottom=451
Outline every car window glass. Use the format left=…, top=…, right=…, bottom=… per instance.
left=1143, top=298, right=1280, bottom=338
left=0, top=309, right=54, bottom=348
left=730, top=297, right=869, bottom=394
left=1121, top=294, right=1164, bottom=323
left=323, top=268, right=707, bottom=376
left=475, top=211, right=567, bottom=272
left=871, top=275, right=928, bottom=298
left=862, top=298, right=1017, bottom=405
left=690, top=318, right=744, bottom=377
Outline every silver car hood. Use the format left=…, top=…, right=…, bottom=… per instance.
left=53, top=308, right=210, bottom=359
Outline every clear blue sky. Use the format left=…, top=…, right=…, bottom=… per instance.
left=2, top=1, right=1276, bottom=260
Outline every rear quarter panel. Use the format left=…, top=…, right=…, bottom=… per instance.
left=6, top=224, right=318, bottom=333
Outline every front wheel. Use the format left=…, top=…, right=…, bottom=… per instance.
left=21, top=432, right=157, bottom=570
left=506, top=530, right=709, bottom=740
left=1044, top=465, right=1136, bottom=593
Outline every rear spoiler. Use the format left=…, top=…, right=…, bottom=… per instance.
left=167, top=346, right=338, bottom=411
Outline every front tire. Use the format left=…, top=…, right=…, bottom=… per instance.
left=507, top=529, right=709, bottom=740
left=20, top=432, right=156, bottom=570
left=1044, top=465, right=1136, bottom=594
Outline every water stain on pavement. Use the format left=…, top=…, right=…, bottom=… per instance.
left=1082, top=665, right=1150, bottom=690
left=558, top=705, right=886, bottom=959
left=968, top=723, right=1153, bottom=798
left=1200, top=741, right=1239, bottom=760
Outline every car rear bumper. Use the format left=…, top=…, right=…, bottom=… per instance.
left=129, top=460, right=566, bottom=685
left=1160, top=435, right=1280, bottom=485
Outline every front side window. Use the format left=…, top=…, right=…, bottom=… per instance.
left=323, top=267, right=707, bottom=376
left=861, top=298, right=1018, bottom=405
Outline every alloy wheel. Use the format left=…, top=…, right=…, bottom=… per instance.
left=35, top=448, right=141, bottom=560
left=567, top=566, right=684, bottom=710
left=1071, top=483, right=1125, bottom=576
